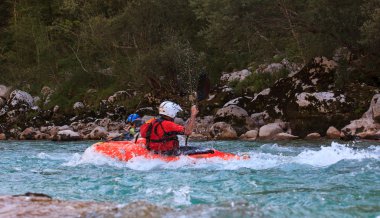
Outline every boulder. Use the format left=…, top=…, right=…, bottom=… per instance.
left=58, top=125, right=72, bottom=131
left=258, top=123, right=285, bottom=139
left=209, top=122, right=238, bottom=140
left=362, top=94, right=380, bottom=123
left=89, top=126, right=108, bottom=140
left=54, top=130, right=81, bottom=141
left=220, top=69, right=251, bottom=82
left=73, top=102, right=85, bottom=113
left=19, top=127, right=37, bottom=140
left=0, top=85, right=12, bottom=100
left=34, top=132, right=50, bottom=140
left=326, top=126, right=341, bottom=139
left=0, top=133, right=6, bottom=140
left=189, top=133, right=209, bottom=141
left=274, top=133, right=299, bottom=140
left=215, top=105, right=249, bottom=135
left=305, top=132, right=321, bottom=140
left=356, top=131, right=380, bottom=140
left=70, top=122, right=86, bottom=132
left=107, top=132, right=122, bottom=140
left=95, top=118, right=111, bottom=128
left=8, top=90, right=34, bottom=109
left=107, top=122, right=124, bottom=132
left=9, top=128, right=21, bottom=139
left=216, top=105, right=248, bottom=119
left=341, top=118, right=378, bottom=139
left=240, top=130, right=258, bottom=140
left=193, top=116, right=214, bottom=137
left=255, top=58, right=302, bottom=75
left=250, top=112, right=270, bottom=128
left=49, top=126, right=60, bottom=137
left=197, top=88, right=235, bottom=116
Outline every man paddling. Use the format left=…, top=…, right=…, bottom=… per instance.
left=140, top=101, right=198, bottom=156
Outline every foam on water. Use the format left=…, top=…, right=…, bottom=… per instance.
left=63, top=141, right=380, bottom=171
left=294, top=142, right=380, bottom=167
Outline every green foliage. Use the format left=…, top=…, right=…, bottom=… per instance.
left=0, top=0, right=379, bottom=111
left=234, top=69, right=289, bottom=94
left=360, top=0, right=380, bottom=55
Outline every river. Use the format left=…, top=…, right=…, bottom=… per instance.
left=0, top=139, right=379, bottom=217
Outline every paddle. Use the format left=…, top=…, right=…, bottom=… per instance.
left=185, top=71, right=210, bottom=147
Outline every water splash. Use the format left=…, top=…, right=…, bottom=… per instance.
left=294, top=142, right=380, bottom=167
left=63, top=141, right=380, bottom=171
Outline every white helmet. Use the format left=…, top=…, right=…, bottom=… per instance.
left=159, top=101, right=182, bottom=118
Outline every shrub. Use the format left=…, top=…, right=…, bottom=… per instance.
left=234, top=68, right=289, bottom=94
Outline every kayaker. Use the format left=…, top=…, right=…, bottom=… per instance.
left=125, top=113, right=142, bottom=139
left=107, top=113, right=143, bottom=141
left=140, top=101, right=198, bottom=156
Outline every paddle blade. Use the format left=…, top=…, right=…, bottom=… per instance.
left=196, top=71, right=210, bottom=102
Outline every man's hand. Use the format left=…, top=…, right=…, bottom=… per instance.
left=191, top=105, right=199, bottom=117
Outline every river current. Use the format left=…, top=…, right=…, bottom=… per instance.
left=0, top=139, right=379, bottom=217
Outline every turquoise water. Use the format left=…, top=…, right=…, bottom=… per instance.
left=0, top=139, right=379, bottom=217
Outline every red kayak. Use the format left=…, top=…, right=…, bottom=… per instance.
left=92, top=138, right=246, bottom=162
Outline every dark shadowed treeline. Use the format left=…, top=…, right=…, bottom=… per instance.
left=0, top=0, right=379, bottom=109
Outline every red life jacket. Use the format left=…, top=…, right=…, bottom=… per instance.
left=140, top=118, right=182, bottom=151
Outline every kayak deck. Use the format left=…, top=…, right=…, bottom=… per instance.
left=93, top=138, right=244, bottom=162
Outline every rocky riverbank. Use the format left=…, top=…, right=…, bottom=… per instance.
left=0, top=56, right=379, bottom=142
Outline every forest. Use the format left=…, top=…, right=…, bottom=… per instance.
left=1, top=0, right=379, bottom=111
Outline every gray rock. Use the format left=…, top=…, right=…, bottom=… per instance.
left=34, top=132, right=50, bottom=140
left=305, top=132, right=321, bottom=139
left=240, top=130, right=258, bottom=140
left=220, top=69, right=251, bottom=82
left=193, top=116, right=214, bottom=137
left=19, top=127, right=37, bottom=140
left=73, top=102, right=85, bottom=112
left=362, top=94, right=380, bottom=123
left=89, top=126, right=108, bottom=140
left=58, top=125, right=72, bottom=131
left=274, top=133, right=299, bottom=140
left=55, top=130, right=81, bottom=141
left=0, top=85, right=12, bottom=100
left=326, top=126, right=341, bottom=139
left=341, top=118, right=380, bottom=140
left=209, top=122, right=238, bottom=140
left=8, top=90, right=34, bottom=108
left=250, top=112, right=270, bottom=128
left=95, top=118, right=111, bottom=128
left=356, top=130, right=380, bottom=140
left=216, top=105, right=248, bottom=119
left=259, top=123, right=285, bottom=139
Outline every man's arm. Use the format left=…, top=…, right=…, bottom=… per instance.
left=184, top=105, right=199, bottom=136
